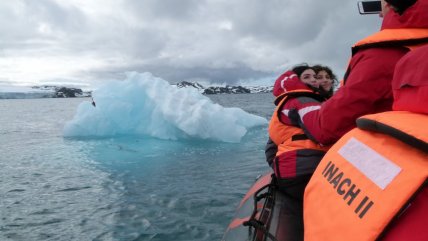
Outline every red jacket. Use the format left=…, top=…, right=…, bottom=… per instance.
left=379, top=43, right=428, bottom=241
left=303, top=0, right=428, bottom=145
left=269, top=73, right=328, bottom=200
left=269, top=78, right=328, bottom=177
left=304, top=45, right=428, bottom=241
left=272, top=74, right=324, bottom=143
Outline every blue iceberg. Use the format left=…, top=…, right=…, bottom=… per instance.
left=63, top=72, right=267, bottom=143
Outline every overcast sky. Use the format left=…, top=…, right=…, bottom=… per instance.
left=0, top=0, right=382, bottom=88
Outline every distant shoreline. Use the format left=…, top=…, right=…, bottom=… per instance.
left=0, top=86, right=91, bottom=99
left=0, top=81, right=273, bottom=99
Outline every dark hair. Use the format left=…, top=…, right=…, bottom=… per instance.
left=385, top=0, right=417, bottom=14
left=292, top=63, right=313, bottom=78
left=290, top=63, right=323, bottom=95
left=313, top=64, right=338, bottom=99
left=312, top=65, right=338, bottom=83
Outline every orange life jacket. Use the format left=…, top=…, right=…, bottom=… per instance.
left=342, top=28, right=428, bottom=84
left=269, top=90, right=329, bottom=179
left=352, top=28, right=428, bottom=53
left=303, top=111, right=428, bottom=241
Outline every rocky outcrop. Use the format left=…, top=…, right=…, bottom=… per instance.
left=0, top=85, right=92, bottom=99
left=174, top=81, right=273, bottom=94
left=31, top=86, right=91, bottom=98
left=175, top=81, right=205, bottom=90
left=0, top=81, right=272, bottom=99
left=54, top=87, right=83, bottom=98
left=203, top=86, right=251, bottom=94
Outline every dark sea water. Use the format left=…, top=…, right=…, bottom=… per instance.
left=0, top=93, right=275, bottom=241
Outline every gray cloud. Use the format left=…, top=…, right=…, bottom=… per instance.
left=80, top=62, right=270, bottom=85
left=0, top=0, right=381, bottom=87
left=124, top=0, right=202, bottom=21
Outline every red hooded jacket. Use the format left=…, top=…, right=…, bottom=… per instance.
left=302, top=0, right=428, bottom=145
left=268, top=71, right=328, bottom=200
left=379, top=43, right=428, bottom=241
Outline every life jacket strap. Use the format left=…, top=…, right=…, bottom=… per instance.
left=291, top=134, right=309, bottom=141
left=357, top=114, right=428, bottom=153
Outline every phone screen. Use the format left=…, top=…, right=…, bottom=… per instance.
left=358, top=1, right=382, bottom=14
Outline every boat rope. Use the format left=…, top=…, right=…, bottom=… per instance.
left=243, top=219, right=278, bottom=241
left=243, top=175, right=279, bottom=241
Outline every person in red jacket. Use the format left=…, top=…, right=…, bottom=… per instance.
left=269, top=64, right=329, bottom=201
left=298, top=1, right=428, bottom=240
left=378, top=41, right=428, bottom=241
left=266, top=65, right=328, bottom=241
left=297, top=0, right=428, bottom=146
left=302, top=44, right=428, bottom=241
left=265, top=65, right=337, bottom=167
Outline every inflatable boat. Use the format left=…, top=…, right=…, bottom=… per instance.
left=222, top=112, right=428, bottom=241
left=222, top=172, right=304, bottom=241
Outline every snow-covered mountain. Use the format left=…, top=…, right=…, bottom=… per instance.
left=0, top=85, right=91, bottom=99
left=173, top=81, right=273, bottom=94
left=0, top=81, right=271, bottom=99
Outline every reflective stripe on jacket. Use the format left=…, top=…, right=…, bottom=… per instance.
left=269, top=90, right=329, bottom=179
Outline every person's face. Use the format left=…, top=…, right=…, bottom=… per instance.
left=380, top=0, right=391, bottom=18
left=316, top=70, right=333, bottom=91
left=300, top=69, right=319, bottom=88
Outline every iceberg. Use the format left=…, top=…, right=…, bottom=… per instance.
left=63, top=72, right=268, bottom=143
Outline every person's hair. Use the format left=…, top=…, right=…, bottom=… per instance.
left=312, top=65, right=338, bottom=84
left=292, top=63, right=314, bottom=78
left=385, top=0, right=417, bottom=15
left=313, top=64, right=338, bottom=99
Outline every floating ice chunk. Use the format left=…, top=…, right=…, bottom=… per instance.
left=63, top=72, right=267, bottom=143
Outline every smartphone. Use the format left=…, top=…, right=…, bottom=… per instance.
left=357, top=1, right=382, bottom=14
